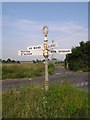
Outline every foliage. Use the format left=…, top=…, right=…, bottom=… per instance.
left=2, top=81, right=89, bottom=118
left=48, top=63, right=55, bottom=75
left=65, top=41, right=89, bottom=71
left=0, top=63, right=2, bottom=79
left=2, top=59, right=20, bottom=64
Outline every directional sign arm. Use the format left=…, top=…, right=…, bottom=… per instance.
left=58, top=49, right=71, bottom=54
left=17, top=50, right=32, bottom=55
left=27, top=45, right=43, bottom=51
left=48, top=49, right=71, bottom=54
left=56, top=49, right=71, bottom=54
left=17, top=50, right=43, bottom=56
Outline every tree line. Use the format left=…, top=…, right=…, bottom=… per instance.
left=65, top=41, right=90, bottom=72
left=0, top=59, right=20, bottom=63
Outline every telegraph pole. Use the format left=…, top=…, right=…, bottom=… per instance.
left=43, top=26, right=49, bottom=91
left=51, top=40, right=54, bottom=63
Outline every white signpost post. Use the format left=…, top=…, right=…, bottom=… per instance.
left=17, top=26, right=72, bottom=91
left=42, top=26, right=49, bottom=91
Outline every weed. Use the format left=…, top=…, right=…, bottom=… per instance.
left=2, top=81, right=89, bottom=118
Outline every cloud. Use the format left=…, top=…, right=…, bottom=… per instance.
left=11, top=19, right=42, bottom=31
left=54, top=27, right=88, bottom=49
left=49, top=21, right=83, bottom=33
left=3, top=18, right=88, bottom=42
left=3, top=18, right=88, bottom=60
left=5, top=18, right=83, bottom=33
left=3, top=18, right=88, bottom=44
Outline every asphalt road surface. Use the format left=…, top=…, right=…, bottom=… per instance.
left=2, top=65, right=89, bottom=91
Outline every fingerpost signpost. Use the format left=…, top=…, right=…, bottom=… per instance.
left=43, top=26, right=49, bottom=91
left=18, top=26, right=71, bottom=91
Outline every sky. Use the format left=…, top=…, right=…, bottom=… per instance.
left=2, top=2, right=88, bottom=61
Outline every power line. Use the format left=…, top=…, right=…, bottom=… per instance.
left=54, top=25, right=88, bottom=41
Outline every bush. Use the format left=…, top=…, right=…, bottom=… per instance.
left=65, top=41, right=90, bottom=72
left=48, top=63, right=55, bottom=75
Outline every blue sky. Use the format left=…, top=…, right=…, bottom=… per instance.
left=2, top=2, right=88, bottom=61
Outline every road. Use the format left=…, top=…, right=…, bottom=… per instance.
left=2, top=64, right=89, bottom=91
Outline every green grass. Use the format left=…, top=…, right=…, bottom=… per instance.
left=0, top=63, right=2, bottom=79
left=2, top=62, right=55, bottom=79
left=2, top=81, right=89, bottom=118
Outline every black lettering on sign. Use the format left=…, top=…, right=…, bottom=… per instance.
left=29, top=47, right=32, bottom=50
left=51, top=44, right=55, bottom=47
left=51, top=50, right=56, bottom=53
left=38, top=46, right=41, bottom=49
left=33, top=46, right=41, bottom=49
left=58, top=50, right=70, bottom=53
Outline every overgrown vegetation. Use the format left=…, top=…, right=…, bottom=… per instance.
left=0, top=63, right=1, bottom=79
left=2, top=81, right=89, bottom=118
left=2, top=62, right=55, bottom=79
left=65, top=41, right=89, bottom=72
left=48, top=62, right=55, bottom=75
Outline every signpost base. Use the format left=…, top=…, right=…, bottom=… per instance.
left=45, top=57, right=49, bottom=91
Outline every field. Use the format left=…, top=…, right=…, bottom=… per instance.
left=2, top=62, right=55, bottom=79
left=2, top=81, right=89, bottom=118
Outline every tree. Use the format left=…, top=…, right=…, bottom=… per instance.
left=12, top=60, right=15, bottom=63
left=0, top=59, right=2, bottom=62
left=2, top=60, right=6, bottom=63
left=33, top=60, right=36, bottom=63
left=64, top=41, right=90, bottom=71
left=6, top=59, right=11, bottom=63
left=17, top=61, right=20, bottom=64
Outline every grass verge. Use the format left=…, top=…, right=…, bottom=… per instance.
left=2, top=62, right=55, bottom=79
left=2, top=81, right=89, bottom=118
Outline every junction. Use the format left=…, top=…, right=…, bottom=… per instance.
left=17, top=26, right=71, bottom=91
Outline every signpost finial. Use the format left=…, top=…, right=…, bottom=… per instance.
left=43, top=26, right=49, bottom=36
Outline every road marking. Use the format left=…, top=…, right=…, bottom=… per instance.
left=65, top=72, right=72, bottom=74
left=66, top=72, right=67, bottom=74
left=29, top=78, right=32, bottom=81
left=56, top=73, right=62, bottom=75
left=61, top=80, right=63, bottom=83
left=68, top=72, right=72, bottom=74
left=85, top=82, right=88, bottom=86
left=81, top=83, right=84, bottom=86
left=76, top=83, right=80, bottom=87
left=76, top=82, right=88, bottom=87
